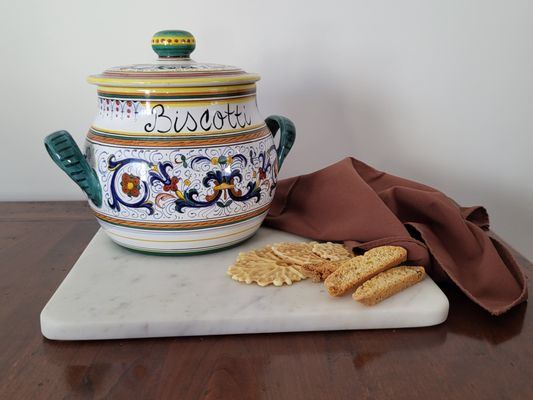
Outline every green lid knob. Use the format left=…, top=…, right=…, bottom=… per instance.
left=151, top=30, right=196, bottom=58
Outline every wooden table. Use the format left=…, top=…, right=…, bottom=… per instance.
left=1, top=202, right=531, bottom=399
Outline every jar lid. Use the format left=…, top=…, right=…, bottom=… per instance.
left=87, top=30, right=260, bottom=88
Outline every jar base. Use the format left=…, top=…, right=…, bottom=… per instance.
left=96, top=214, right=265, bottom=255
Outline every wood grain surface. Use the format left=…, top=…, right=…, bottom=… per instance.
left=0, top=201, right=531, bottom=400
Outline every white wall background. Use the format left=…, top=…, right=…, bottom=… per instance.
left=1, top=0, right=532, bottom=259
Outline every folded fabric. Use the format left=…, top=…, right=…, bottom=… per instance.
left=264, top=157, right=527, bottom=315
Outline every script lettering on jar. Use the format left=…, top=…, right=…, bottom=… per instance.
left=144, top=104, right=172, bottom=133
left=144, top=103, right=252, bottom=134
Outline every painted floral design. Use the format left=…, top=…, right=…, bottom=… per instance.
left=121, top=173, right=141, bottom=197
left=106, top=145, right=277, bottom=215
left=250, top=147, right=277, bottom=195
left=163, top=176, right=179, bottom=192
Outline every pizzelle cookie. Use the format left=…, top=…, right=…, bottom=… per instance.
left=311, top=242, right=353, bottom=261
left=227, top=246, right=306, bottom=287
left=227, top=240, right=357, bottom=287
left=352, top=266, right=426, bottom=305
left=324, top=246, right=407, bottom=296
left=271, top=242, right=325, bottom=265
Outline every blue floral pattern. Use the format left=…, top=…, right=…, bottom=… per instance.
left=105, top=144, right=277, bottom=216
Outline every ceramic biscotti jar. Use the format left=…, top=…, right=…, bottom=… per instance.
left=45, top=30, right=295, bottom=254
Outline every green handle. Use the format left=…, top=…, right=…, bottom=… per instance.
left=265, top=115, right=296, bottom=169
left=44, top=131, right=102, bottom=207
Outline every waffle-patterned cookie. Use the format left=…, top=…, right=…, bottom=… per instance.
left=271, top=242, right=325, bottom=265
left=227, top=246, right=306, bottom=287
left=311, top=242, right=353, bottom=261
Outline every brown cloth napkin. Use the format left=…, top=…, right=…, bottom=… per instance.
left=264, top=157, right=527, bottom=315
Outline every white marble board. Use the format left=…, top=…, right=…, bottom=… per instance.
left=40, top=228, right=449, bottom=340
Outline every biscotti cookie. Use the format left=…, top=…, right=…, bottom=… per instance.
left=301, top=259, right=346, bottom=282
left=324, top=246, right=407, bottom=296
left=352, top=266, right=426, bottom=305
